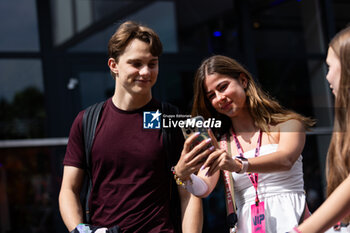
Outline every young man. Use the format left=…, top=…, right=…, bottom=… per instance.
left=59, top=21, right=203, bottom=233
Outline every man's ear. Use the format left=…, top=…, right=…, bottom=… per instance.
left=108, top=58, right=118, bottom=77
left=239, top=73, right=248, bottom=89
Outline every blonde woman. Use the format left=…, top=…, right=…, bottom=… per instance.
left=290, top=26, right=350, bottom=233
left=174, top=55, right=314, bottom=232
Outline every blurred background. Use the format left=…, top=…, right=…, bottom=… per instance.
left=0, top=0, right=349, bottom=232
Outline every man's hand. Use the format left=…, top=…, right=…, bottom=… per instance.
left=70, top=223, right=108, bottom=233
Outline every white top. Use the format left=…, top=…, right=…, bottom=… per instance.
left=231, top=144, right=306, bottom=233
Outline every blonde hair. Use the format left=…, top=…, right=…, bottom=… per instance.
left=326, top=26, right=350, bottom=222
left=192, top=55, right=314, bottom=137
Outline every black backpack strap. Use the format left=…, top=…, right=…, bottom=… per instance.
left=161, top=102, right=184, bottom=233
left=82, top=101, right=105, bottom=223
left=161, top=102, right=181, bottom=168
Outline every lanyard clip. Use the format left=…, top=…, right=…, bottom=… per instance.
left=255, top=194, right=260, bottom=206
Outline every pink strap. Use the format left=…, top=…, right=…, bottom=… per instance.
left=231, top=129, right=262, bottom=205
left=220, top=136, right=235, bottom=215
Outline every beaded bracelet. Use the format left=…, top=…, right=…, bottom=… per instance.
left=171, top=166, right=190, bottom=188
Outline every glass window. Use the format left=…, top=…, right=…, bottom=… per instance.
left=0, top=59, right=45, bottom=139
left=126, top=1, right=178, bottom=53
left=68, top=1, right=178, bottom=53
left=51, top=0, right=74, bottom=45
left=0, top=0, right=39, bottom=51
left=92, top=0, right=131, bottom=22
left=78, top=71, right=114, bottom=109
left=75, top=0, right=93, bottom=33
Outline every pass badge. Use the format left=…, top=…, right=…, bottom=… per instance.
left=251, top=201, right=266, bottom=233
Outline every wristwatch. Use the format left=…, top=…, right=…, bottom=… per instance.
left=235, top=157, right=249, bottom=174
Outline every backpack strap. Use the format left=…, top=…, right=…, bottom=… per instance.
left=82, top=101, right=105, bottom=223
left=161, top=102, right=177, bottom=167
left=161, top=101, right=183, bottom=233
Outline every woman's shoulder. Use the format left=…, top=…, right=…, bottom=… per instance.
left=270, top=119, right=305, bottom=133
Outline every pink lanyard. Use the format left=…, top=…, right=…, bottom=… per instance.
left=231, top=128, right=262, bottom=205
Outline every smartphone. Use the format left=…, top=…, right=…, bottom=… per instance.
left=181, top=116, right=212, bottom=150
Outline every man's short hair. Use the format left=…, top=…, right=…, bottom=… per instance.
left=108, top=20, right=163, bottom=62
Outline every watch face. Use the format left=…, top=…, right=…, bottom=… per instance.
left=236, top=156, right=247, bottom=161
left=235, top=156, right=248, bottom=174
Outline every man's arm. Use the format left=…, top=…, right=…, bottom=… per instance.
left=178, top=186, right=203, bottom=233
left=59, top=166, right=85, bottom=232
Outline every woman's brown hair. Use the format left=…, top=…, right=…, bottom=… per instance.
left=191, top=55, right=315, bottom=137
left=326, top=26, right=350, bottom=222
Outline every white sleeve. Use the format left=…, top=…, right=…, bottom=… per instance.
left=185, top=174, right=208, bottom=196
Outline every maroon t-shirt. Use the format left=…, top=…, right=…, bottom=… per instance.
left=64, top=98, right=175, bottom=232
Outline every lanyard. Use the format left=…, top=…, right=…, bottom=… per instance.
left=231, top=128, right=262, bottom=205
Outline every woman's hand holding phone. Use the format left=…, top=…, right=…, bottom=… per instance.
left=175, top=132, right=215, bottom=180
left=175, top=115, right=240, bottom=180
left=201, top=129, right=242, bottom=176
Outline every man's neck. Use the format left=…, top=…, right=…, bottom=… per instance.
left=112, top=91, right=152, bottom=111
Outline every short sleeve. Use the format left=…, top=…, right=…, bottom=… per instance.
left=63, top=111, right=86, bottom=168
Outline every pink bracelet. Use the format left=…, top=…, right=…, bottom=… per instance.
left=292, top=227, right=302, bottom=233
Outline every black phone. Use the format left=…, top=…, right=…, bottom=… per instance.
left=181, top=116, right=212, bottom=150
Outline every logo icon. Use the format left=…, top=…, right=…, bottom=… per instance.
left=143, top=110, right=162, bottom=129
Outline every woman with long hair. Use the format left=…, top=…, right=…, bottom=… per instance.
left=290, top=26, right=350, bottom=233
left=174, top=55, right=314, bottom=232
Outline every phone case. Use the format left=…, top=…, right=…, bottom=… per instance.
left=181, top=116, right=211, bottom=149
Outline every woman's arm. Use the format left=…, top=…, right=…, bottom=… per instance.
left=247, top=119, right=306, bottom=173
left=203, top=119, right=306, bottom=176
left=58, top=166, right=85, bottom=231
left=178, top=186, right=203, bottom=233
left=295, top=175, right=350, bottom=233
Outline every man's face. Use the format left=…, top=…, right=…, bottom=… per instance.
left=111, top=39, right=159, bottom=96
